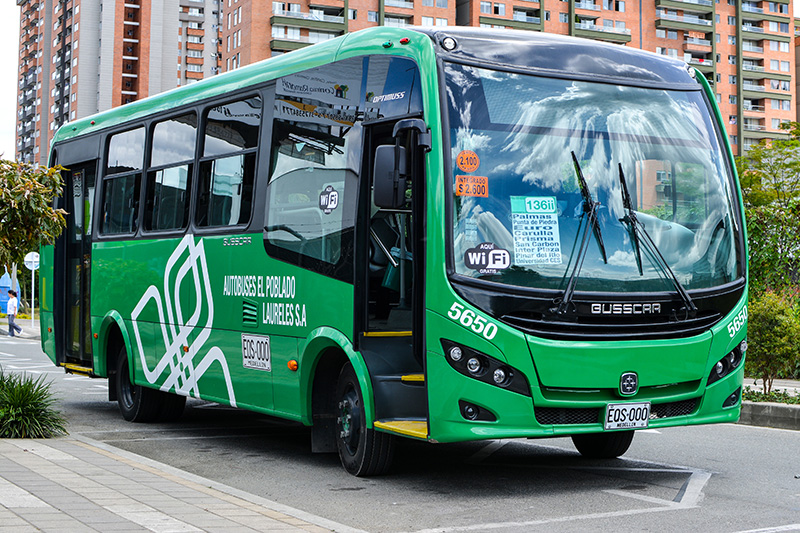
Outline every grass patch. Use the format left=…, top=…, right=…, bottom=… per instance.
left=743, top=386, right=800, bottom=405
left=0, top=368, right=67, bottom=438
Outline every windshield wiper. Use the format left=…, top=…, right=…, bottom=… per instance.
left=617, top=164, right=697, bottom=319
left=554, top=153, right=608, bottom=315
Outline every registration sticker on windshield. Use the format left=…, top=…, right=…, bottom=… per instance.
left=510, top=196, right=562, bottom=265
left=455, top=175, right=488, bottom=197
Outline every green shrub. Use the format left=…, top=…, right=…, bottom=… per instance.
left=744, top=290, right=800, bottom=394
left=742, top=386, right=800, bottom=405
left=0, top=368, right=67, bottom=438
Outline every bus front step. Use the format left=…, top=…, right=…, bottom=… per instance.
left=374, top=419, right=428, bottom=439
left=61, top=363, right=95, bottom=377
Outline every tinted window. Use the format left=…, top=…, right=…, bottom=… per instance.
left=101, top=173, right=140, bottom=234
left=151, top=113, right=197, bottom=167
left=144, top=165, right=191, bottom=231
left=203, top=97, right=262, bottom=157
left=107, top=128, right=145, bottom=174
left=196, top=154, right=255, bottom=227
left=364, top=56, right=423, bottom=121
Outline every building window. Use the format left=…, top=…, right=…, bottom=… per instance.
left=729, top=75, right=736, bottom=85
left=348, top=9, right=356, bottom=19
left=728, top=35, right=736, bottom=45
left=493, top=3, right=505, bottom=16
left=422, top=16, right=434, bottom=25
left=728, top=55, right=736, bottom=65
left=368, top=10, right=378, bottom=21
left=559, top=12, right=569, bottom=23
left=436, top=17, right=447, bottom=25
left=436, top=0, right=447, bottom=7
left=729, top=95, right=737, bottom=104
left=480, top=1, right=491, bottom=13
left=656, top=28, right=665, bottom=38
left=727, top=15, right=735, bottom=25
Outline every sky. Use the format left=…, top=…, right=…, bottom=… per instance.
left=2, top=3, right=800, bottom=162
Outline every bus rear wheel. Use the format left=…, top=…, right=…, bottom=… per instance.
left=571, top=431, right=634, bottom=459
left=335, top=362, right=394, bottom=476
left=116, top=347, right=163, bottom=423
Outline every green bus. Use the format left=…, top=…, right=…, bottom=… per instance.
left=41, top=27, right=748, bottom=476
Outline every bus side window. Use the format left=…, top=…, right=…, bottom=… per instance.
left=144, top=113, right=197, bottom=232
left=264, top=57, right=363, bottom=282
left=196, top=96, right=261, bottom=228
left=101, top=127, right=145, bottom=235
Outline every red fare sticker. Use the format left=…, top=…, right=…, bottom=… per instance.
left=455, top=175, right=488, bottom=197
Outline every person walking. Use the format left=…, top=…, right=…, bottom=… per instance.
left=7, top=290, right=23, bottom=337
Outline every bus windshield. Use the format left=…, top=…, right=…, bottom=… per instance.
left=446, top=62, right=742, bottom=294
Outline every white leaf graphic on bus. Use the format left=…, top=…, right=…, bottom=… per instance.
left=130, top=235, right=237, bottom=407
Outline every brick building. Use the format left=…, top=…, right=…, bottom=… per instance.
left=15, top=0, right=222, bottom=166
left=220, top=0, right=796, bottom=154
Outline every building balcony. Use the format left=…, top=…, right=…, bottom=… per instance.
left=479, top=15, right=542, bottom=31
left=654, top=0, right=714, bottom=14
left=574, top=22, right=631, bottom=42
left=743, top=103, right=765, bottom=113
left=574, top=1, right=601, bottom=10
left=741, top=24, right=764, bottom=35
left=271, top=36, right=313, bottom=51
left=742, top=44, right=764, bottom=54
left=742, top=83, right=765, bottom=92
left=743, top=123, right=766, bottom=132
left=686, top=57, right=714, bottom=71
left=385, top=0, right=413, bottom=8
left=684, top=37, right=712, bottom=53
left=655, top=12, right=712, bottom=32
left=512, top=12, right=541, bottom=24
left=271, top=10, right=345, bottom=31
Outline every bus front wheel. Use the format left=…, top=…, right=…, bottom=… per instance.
left=335, top=362, right=394, bottom=476
left=571, top=431, right=634, bottom=459
left=116, top=347, right=163, bottom=423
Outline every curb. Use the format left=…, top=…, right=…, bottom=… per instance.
left=739, top=401, right=800, bottom=431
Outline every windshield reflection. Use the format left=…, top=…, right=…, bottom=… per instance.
left=446, top=63, right=741, bottom=293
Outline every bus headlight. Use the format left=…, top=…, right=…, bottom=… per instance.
left=440, top=339, right=530, bottom=396
left=707, top=339, right=745, bottom=385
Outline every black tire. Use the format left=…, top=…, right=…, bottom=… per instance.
left=158, top=392, right=186, bottom=422
left=116, top=347, right=163, bottom=423
left=571, top=431, right=634, bottom=459
left=335, top=362, right=395, bottom=476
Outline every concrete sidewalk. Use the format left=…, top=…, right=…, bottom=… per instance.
left=0, top=436, right=362, bottom=533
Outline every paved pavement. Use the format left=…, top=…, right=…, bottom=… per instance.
left=1, top=320, right=798, bottom=531
left=0, top=436, right=361, bottom=533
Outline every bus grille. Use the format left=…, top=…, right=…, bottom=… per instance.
left=534, top=398, right=699, bottom=426
left=535, top=407, right=598, bottom=425
left=649, top=398, right=698, bottom=419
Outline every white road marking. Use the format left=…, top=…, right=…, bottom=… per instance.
left=414, top=438, right=714, bottom=532
left=735, top=526, right=800, bottom=533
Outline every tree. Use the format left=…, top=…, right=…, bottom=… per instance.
left=744, top=291, right=800, bottom=393
left=736, top=122, right=800, bottom=210
left=736, top=122, right=800, bottom=293
left=0, top=160, right=67, bottom=278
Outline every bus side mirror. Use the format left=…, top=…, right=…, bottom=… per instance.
left=373, top=144, right=407, bottom=209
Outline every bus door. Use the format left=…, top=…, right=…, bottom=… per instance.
left=61, top=162, right=96, bottom=368
left=355, top=118, right=430, bottom=435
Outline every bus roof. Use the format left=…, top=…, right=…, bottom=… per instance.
left=51, top=27, right=696, bottom=147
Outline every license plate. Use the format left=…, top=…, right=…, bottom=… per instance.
left=604, top=402, right=650, bottom=430
left=242, top=334, right=271, bottom=372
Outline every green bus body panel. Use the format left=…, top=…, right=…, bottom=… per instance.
left=87, top=234, right=363, bottom=423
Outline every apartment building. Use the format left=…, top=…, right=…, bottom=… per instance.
left=218, top=0, right=456, bottom=69
left=15, top=0, right=222, bottom=166
left=219, top=0, right=795, bottom=154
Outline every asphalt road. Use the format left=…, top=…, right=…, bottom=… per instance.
left=1, top=336, right=799, bottom=533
